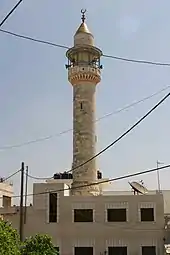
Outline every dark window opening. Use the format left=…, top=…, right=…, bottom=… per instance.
left=75, top=247, right=93, bottom=255
left=97, top=170, right=102, bottom=179
left=142, top=246, right=156, bottom=255
left=108, top=246, right=127, bottom=255
left=80, top=102, right=83, bottom=109
left=141, top=208, right=154, bottom=221
left=49, top=193, right=57, bottom=223
left=54, top=247, right=59, bottom=254
left=74, top=209, right=93, bottom=222
left=3, top=195, right=11, bottom=207
left=107, top=208, right=127, bottom=222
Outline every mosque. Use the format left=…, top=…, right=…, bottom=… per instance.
left=0, top=10, right=169, bottom=255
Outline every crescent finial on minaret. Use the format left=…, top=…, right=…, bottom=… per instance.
left=81, top=9, right=86, bottom=23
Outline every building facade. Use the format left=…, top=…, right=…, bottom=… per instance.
left=0, top=178, right=13, bottom=218
left=0, top=10, right=168, bottom=255
left=1, top=179, right=166, bottom=255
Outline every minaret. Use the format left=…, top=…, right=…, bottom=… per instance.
left=66, top=10, right=102, bottom=196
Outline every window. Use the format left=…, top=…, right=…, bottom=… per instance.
left=80, top=102, right=83, bottom=109
left=108, top=247, right=127, bottom=255
left=107, top=209, right=127, bottom=222
left=49, top=193, right=57, bottom=223
left=74, top=209, right=93, bottom=222
left=142, top=246, right=156, bottom=255
left=2, top=195, right=11, bottom=207
left=54, top=247, right=59, bottom=254
left=74, top=247, right=93, bottom=255
left=140, top=208, right=154, bottom=221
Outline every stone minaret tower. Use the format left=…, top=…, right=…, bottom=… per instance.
left=66, top=10, right=102, bottom=196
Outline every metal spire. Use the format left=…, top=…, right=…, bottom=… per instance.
left=81, top=9, right=86, bottom=23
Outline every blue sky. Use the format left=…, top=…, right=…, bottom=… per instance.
left=0, top=0, right=170, bottom=202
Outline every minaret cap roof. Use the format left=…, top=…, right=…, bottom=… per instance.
left=75, top=22, right=91, bottom=35
left=75, top=9, right=92, bottom=36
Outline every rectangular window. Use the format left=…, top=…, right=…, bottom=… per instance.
left=74, top=247, right=93, bottom=255
left=54, top=247, right=59, bottom=254
left=140, top=208, right=154, bottom=221
left=142, top=246, right=156, bottom=255
left=74, top=209, right=93, bottom=222
left=2, top=195, right=11, bottom=207
left=49, top=193, right=57, bottom=223
left=108, top=246, right=127, bottom=255
left=107, top=208, right=127, bottom=222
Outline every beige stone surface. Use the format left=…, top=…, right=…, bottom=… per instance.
left=66, top=20, right=102, bottom=196
left=0, top=181, right=166, bottom=255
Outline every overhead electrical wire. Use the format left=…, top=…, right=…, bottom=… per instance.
left=0, top=7, right=169, bottom=202
left=0, top=28, right=69, bottom=49
left=0, top=0, right=23, bottom=27
left=1, top=164, right=170, bottom=200
left=27, top=92, right=170, bottom=180
left=3, top=169, right=21, bottom=182
left=0, top=85, right=169, bottom=152
left=1, top=28, right=170, bottom=67
left=102, top=53, right=170, bottom=66
left=0, top=9, right=169, bottom=193
left=65, top=92, right=170, bottom=172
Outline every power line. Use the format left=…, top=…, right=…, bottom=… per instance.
left=1, top=163, right=170, bottom=200
left=0, top=0, right=23, bottom=27
left=28, top=91, right=170, bottom=180
left=3, top=169, right=21, bottom=181
left=26, top=172, right=52, bottom=181
left=0, top=29, right=69, bottom=49
left=96, top=85, right=170, bottom=121
left=66, top=92, right=170, bottom=173
left=0, top=85, right=169, bottom=152
left=102, top=54, right=170, bottom=66
left=1, top=28, right=170, bottom=67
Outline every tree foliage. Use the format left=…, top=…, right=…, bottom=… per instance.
left=0, top=218, right=20, bottom=255
left=21, top=234, right=57, bottom=255
left=0, top=219, right=57, bottom=254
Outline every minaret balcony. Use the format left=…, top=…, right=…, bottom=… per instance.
left=68, top=65, right=101, bottom=85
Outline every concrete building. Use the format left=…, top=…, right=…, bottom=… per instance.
left=0, top=178, right=13, bottom=218
left=1, top=178, right=166, bottom=255
left=0, top=10, right=168, bottom=255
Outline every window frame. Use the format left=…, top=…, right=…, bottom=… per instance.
left=107, top=246, right=128, bottom=255
left=74, top=246, right=93, bottom=255
left=141, top=245, right=156, bottom=255
left=54, top=246, right=60, bottom=255
left=47, top=192, right=58, bottom=223
left=140, top=208, right=155, bottom=222
left=107, top=208, right=127, bottom=222
left=73, top=208, right=94, bottom=223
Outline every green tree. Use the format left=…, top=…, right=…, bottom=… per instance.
left=0, top=218, right=20, bottom=255
left=21, top=234, right=57, bottom=255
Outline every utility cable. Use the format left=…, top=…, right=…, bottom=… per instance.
left=27, top=91, right=170, bottom=180
left=1, top=28, right=170, bottom=67
left=65, top=92, right=170, bottom=173
left=102, top=53, right=170, bottom=66
left=0, top=85, right=169, bottom=152
left=0, top=0, right=23, bottom=27
left=26, top=172, right=52, bottom=180
left=0, top=164, right=170, bottom=200
left=2, top=169, right=21, bottom=182
left=0, top=29, right=69, bottom=49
